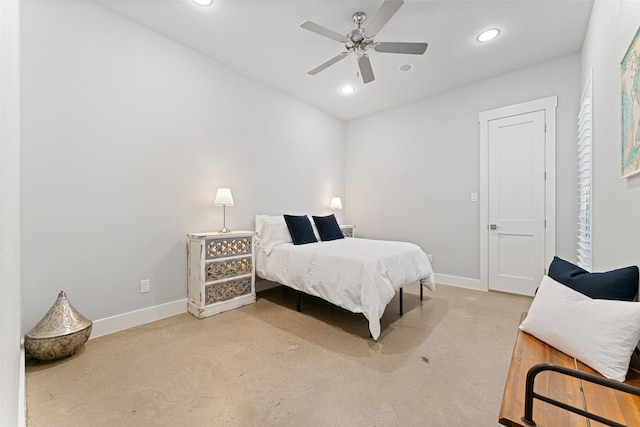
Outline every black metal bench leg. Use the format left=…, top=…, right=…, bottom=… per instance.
left=399, top=288, right=403, bottom=316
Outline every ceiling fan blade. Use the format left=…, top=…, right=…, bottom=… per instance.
left=357, top=54, right=375, bottom=84
left=308, top=52, right=349, bottom=75
left=374, top=42, right=428, bottom=55
left=364, top=0, right=404, bottom=39
left=300, top=21, right=349, bottom=43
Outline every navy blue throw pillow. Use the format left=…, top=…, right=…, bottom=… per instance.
left=312, top=214, right=344, bottom=241
left=283, top=215, right=317, bottom=245
left=548, top=256, right=639, bottom=301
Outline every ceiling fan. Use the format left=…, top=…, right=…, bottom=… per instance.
left=300, top=0, right=428, bottom=84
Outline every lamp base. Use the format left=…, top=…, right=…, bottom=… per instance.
left=218, top=205, right=231, bottom=233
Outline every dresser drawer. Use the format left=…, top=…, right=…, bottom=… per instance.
left=205, top=276, right=252, bottom=305
left=206, top=257, right=252, bottom=281
left=205, top=237, right=252, bottom=259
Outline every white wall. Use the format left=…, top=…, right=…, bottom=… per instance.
left=20, top=2, right=345, bottom=331
left=581, top=0, right=640, bottom=274
left=345, top=54, right=581, bottom=283
left=1, top=0, right=23, bottom=425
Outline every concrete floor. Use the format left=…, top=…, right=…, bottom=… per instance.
left=26, top=283, right=532, bottom=426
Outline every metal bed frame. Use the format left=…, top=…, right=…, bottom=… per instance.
left=295, top=282, right=425, bottom=319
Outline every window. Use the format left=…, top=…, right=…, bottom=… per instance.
left=577, top=76, right=592, bottom=271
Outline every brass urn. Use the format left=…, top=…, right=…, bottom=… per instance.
left=24, top=291, right=92, bottom=361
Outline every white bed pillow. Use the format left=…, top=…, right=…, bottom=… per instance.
left=519, top=275, right=640, bottom=382
left=255, top=214, right=323, bottom=255
left=306, top=215, right=322, bottom=242
left=255, top=215, right=283, bottom=237
left=255, top=215, right=292, bottom=255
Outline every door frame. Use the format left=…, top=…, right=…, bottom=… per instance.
left=479, top=96, right=557, bottom=292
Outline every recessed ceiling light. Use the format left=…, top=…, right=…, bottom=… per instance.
left=398, top=63, right=413, bottom=73
left=477, top=28, right=500, bottom=43
left=340, top=85, right=355, bottom=95
left=193, top=0, right=213, bottom=6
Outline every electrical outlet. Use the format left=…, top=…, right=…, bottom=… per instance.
left=140, top=279, right=151, bottom=294
left=427, top=254, right=433, bottom=263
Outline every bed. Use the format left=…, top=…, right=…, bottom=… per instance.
left=255, top=215, right=435, bottom=339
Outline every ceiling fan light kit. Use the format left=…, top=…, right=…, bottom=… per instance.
left=300, top=0, right=428, bottom=84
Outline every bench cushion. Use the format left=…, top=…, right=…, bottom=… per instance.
left=520, top=275, right=640, bottom=382
left=548, top=256, right=638, bottom=301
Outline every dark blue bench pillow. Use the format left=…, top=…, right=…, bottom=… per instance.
left=548, top=256, right=639, bottom=301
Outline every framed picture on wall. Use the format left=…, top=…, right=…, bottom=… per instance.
left=621, top=25, right=640, bottom=178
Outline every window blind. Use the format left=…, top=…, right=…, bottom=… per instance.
left=577, top=78, right=592, bottom=271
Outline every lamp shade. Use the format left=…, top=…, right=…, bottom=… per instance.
left=214, top=188, right=234, bottom=206
left=330, top=197, right=342, bottom=210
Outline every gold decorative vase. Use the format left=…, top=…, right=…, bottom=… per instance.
left=24, top=291, right=93, bottom=361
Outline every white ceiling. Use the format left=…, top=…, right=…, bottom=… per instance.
left=96, top=0, right=594, bottom=121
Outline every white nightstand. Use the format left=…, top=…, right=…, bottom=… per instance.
left=340, top=224, right=355, bottom=238
left=186, top=231, right=256, bottom=319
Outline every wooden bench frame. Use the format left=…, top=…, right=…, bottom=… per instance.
left=499, top=313, right=640, bottom=427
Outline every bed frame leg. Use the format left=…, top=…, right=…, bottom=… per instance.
left=399, top=288, right=403, bottom=316
left=420, top=282, right=423, bottom=301
left=296, top=290, right=302, bottom=312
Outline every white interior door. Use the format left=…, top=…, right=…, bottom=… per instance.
left=487, top=111, right=546, bottom=296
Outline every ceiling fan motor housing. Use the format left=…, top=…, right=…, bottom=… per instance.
left=346, top=29, right=373, bottom=54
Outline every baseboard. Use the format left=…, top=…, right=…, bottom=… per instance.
left=19, top=340, right=25, bottom=427
left=435, top=273, right=485, bottom=292
left=90, top=299, right=187, bottom=339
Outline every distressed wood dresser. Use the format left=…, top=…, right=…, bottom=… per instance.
left=339, top=224, right=355, bottom=238
left=186, top=231, right=256, bottom=319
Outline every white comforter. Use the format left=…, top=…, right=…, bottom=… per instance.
left=256, top=238, right=435, bottom=339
